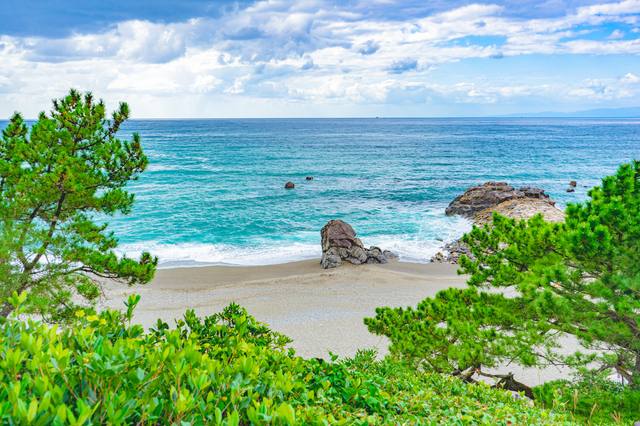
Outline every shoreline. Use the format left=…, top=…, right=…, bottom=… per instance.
left=102, top=258, right=575, bottom=387
left=154, top=256, right=436, bottom=270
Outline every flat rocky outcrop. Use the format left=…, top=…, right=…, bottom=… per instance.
left=320, top=219, right=397, bottom=269
left=445, top=182, right=555, bottom=219
left=473, top=198, right=565, bottom=226
left=434, top=182, right=565, bottom=264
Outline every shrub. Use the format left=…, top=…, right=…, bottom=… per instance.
left=0, top=292, right=575, bottom=425
left=534, top=369, right=640, bottom=425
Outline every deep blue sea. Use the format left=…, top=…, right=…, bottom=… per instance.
left=6, top=118, right=640, bottom=267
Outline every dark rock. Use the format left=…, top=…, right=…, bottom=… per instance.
left=442, top=182, right=564, bottom=265
left=569, top=180, right=577, bottom=187
left=430, top=239, right=475, bottom=264
left=445, top=182, right=555, bottom=218
left=365, top=246, right=388, bottom=264
left=320, top=220, right=393, bottom=268
left=285, top=182, right=295, bottom=189
left=306, top=177, right=313, bottom=180
left=321, top=253, right=342, bottom=269
left=567, top=188, right=575, bottom=193
left=383, top=250, right=399, bottom=260
left=518, top=186, right=555, bottom=205
left=583, top=186, right=588, bottom=188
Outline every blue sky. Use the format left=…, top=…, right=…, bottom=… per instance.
left=1, top=0, right=639, bottom=117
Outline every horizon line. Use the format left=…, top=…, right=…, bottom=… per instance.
left=3, top=116, right=640, bottom=121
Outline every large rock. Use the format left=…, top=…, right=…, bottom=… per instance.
left=435, top=182, right=564, bottom=264
left=474, top=198, right=565, bottom=226
left=320, top=219, right=394, bottom=269
left=445, top=182, right=555, bottom=218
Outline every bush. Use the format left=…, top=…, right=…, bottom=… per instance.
left=534, top=370, right=640, bottom=425
left=0, top=292, right=575, bottom=425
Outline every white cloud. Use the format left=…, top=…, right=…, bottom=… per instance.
left=607, top=29, right=625, bottom=39
left=191, top=75, right=222, bottom=93
left=621, top=72, right=640, bottom=83
left=1, top=0, right=640, bottom=117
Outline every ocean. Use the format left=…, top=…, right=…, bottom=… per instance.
left=8, top=118, right=640, bottom=267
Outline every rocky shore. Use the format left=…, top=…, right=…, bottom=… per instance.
left=432, top=182, right=565, bottom=264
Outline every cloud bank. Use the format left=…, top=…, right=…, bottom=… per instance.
left=1, top=0, right=640, bottom=117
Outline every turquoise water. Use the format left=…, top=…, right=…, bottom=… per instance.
left=6, top=118, right=640, bottom=267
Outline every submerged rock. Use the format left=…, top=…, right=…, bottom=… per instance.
left=320, top=219, right=397, bottom=269
left=306, top=176, right=314, bottom=180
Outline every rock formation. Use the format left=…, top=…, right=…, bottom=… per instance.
left=431, top=240, right=474, bottom=264
left=445, top=182, right=555, bottom=218
left=306, top=177, right=313, bottom=180
left=473, top=198, right=565, bottom=226
left=320, top=219, right=396, bottom=269
left=285, top=182, right=295, bottom=189
left=569, top=180, right=577, bottom=187
left=435, top=182, right=565, bottom=264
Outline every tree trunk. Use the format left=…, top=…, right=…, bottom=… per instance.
left=0, top=301, right=14, bottom=318
left=492, top=374, right=535, bottom=400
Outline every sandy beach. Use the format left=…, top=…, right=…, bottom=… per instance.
left=102, top=259, right=575, bottom=387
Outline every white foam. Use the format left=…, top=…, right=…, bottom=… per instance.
left=366, top=214, right=473, bottom=263
left=116, top=216, right=472, bottom=268
left=116, top=241, right=322, bottom=268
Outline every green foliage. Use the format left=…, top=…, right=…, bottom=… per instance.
left=0, top=293, right=574, bottom=425
left=364, top=287, right=557, bottom=374
left=367, top=162, right=640, bottom=392
left=459, top=161, right=640, bottom=387
left=0, top=89, right=157, bottom=324
left=533, top=369, right=640, bottom=425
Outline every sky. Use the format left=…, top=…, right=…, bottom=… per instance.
left=1, top=0, right=640, bottom=118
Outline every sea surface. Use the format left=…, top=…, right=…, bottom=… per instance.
left=6, top=118, right=640, bottom=267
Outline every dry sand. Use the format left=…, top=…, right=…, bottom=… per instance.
left=102, top=259, right=575, bottom=387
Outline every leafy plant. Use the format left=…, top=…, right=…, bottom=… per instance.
left=0, top=89, right=157, bottom=324
left=533, top=369, right=640, bottom=425
left=0, top=292, right=575, bottom=425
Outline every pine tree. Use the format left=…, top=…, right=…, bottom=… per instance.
left=366, top=161, right=640, bottom=390
left=0, top=89, right=157, bottom=323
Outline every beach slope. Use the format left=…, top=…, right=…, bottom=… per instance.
left=103, top=260, right=464, bottom=359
